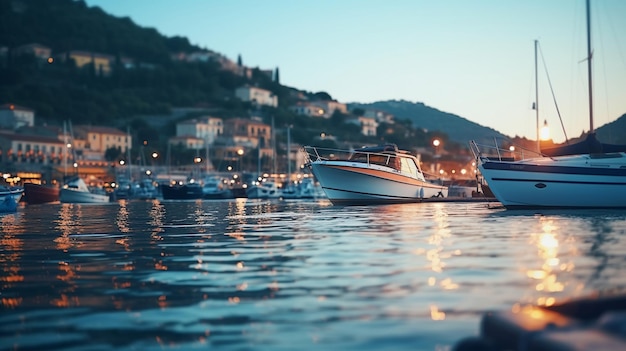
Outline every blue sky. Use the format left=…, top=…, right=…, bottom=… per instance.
left=84, top=0, right=626, bottom=143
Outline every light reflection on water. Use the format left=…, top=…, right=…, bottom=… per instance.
left=1, top=200, right=625, bottom=350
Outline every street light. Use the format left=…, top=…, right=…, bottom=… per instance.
left=237, top=149, right=244, bottom=172
left=432, top=139, right=441, bottom=174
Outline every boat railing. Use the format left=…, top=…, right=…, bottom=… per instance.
left=469, top=138, right=543, bottom=162
left=303, top=146, right=403, bottom=169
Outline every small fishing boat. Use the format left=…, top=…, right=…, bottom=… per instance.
left=60, top=177, right=110, bottom=203
left=304, top=143, right=448, bottom=205
left=0, top=186, right=24, bottom=212
left=23, top=182, right=60, bottom=204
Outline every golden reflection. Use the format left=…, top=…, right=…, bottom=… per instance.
left=527, top=218, right=573, bottom=305
left=226, top=198, right=248, bottom=240
left=1, top=212, right=26, bottom=307
left=51, top=294, right=80, bottom=308
left=154, top=261, right=168, bottom=271
left=228, top=296, right=241, bottom=304
left=55, top=204, right=81, bottom=251
left=422, top=204, right=458, bottom=291
left=116, top=200, right=130, bottom=233
left=149, top=200, right=165, bottom=243
left=430, top=305, right=446, bottom=320
left=2, top=297, right=22, bottom=308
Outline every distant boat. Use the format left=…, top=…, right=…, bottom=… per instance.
left=60, top=177, right=110, bottom=203
left=0, top=186, right=24, bottom=212
left=202, top=176, right=233, bottom=199
left=295, top=178, right=326, bottom=199
left=304, top=143, right=448, bottom=205
left=133, top=179, right=159, bottom=200
left=471, top=0, right=626, bottom=209
left=246, top=179, right=282, bottom=199
left=23, top=182, right=60, bottom=204
left=161, top=182, right=204, bottom=200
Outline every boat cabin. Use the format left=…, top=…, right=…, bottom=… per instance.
left=348, top=144, right=423, bottom=178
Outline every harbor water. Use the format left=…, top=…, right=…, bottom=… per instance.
left=1, top=199, right=625, bottom=350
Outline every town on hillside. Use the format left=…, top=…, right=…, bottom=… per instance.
left=0, top=42, right=477, bottom=192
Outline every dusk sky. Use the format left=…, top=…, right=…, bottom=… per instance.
left=84, top=0, right=626, bottom=143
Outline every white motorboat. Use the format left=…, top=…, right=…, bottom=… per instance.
left=304, top=144, right=447, bottom=205
left=471, top=0, right=626, bottom=209
left=60, top=177, right=110, bottom=203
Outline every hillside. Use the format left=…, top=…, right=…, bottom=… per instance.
left=349, top=100, right=507, bottom=145
left=6, top=0, right=623, bottom=152
left=596, top=113, right=626, bottom=144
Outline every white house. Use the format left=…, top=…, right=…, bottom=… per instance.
left=235, top=86, right=278, bottom=107
left=364, top=109, right=394, bottom=124
left=289, top=100, right=347, bottom=119
left=176, top=116, right=223, bottom=145
left=347, top=116, right=378, bottom=137
left=289, top=102, right=326, bottom=117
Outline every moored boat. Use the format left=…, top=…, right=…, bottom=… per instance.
left=470, top=0, right=626, bottom=209
left=60, top=177, right=110, bottom=203
left=202, top=176, right=233, bottom=199
left=161, top=182, right=204, bottom=200
left=304, top=143, right=448, bottom=205
left=23, top=182, right=60, bottom=204
left=246, top=179, right=282, bottom=199
left=0, top=186, right=24, bottom=212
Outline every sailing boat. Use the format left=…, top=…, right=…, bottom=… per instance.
left=470, top=0, right=626, bottom=209
left=59, top=121, right=111, bottom=203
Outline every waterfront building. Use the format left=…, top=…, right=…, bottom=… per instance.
left=0, top=131, right=65, bottom=165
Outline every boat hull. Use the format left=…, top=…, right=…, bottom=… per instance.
left=161, top=184, right=204, bottom=200
left=310, top=162, right=447, bottom=205
left=478, top=158, right=626, bottom=208
left=23, top=183, right=60, bottom=204
left=60, top=189, right=110, bottom=203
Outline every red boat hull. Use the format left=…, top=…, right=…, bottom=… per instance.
left=23, top=183, right=60, bottom=204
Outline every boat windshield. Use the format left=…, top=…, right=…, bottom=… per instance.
left=399, top=157, right=421, bottom=178
left=350, top=152, right=400, bottom=170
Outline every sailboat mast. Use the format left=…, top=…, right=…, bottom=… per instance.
left=534, top=39, right=539, bottom=151
left=586, top=0, right=594, bottom=133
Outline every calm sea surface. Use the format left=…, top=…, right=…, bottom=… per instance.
left=1, top=199, right=626, bottom=351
